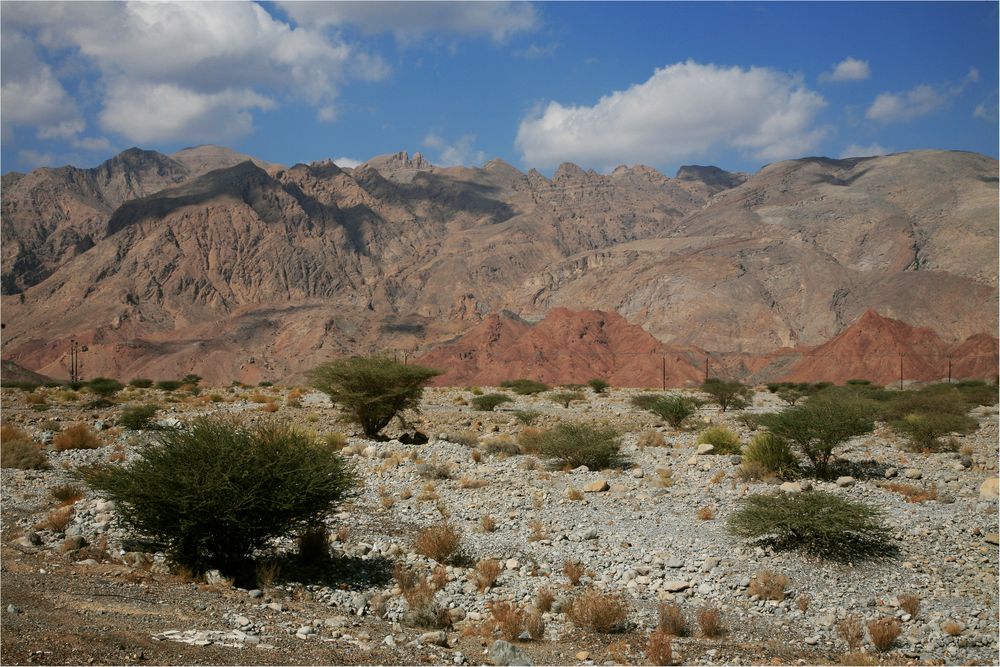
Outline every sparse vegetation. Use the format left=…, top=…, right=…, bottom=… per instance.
left=155, top=380, right=183, bottom=392
left=588, top=378, right=609, bottom=394
left=658, top=603, right=687, bottom=637
left=748, top=570, right=789, bottom=600
left=86, top=377, right=124, bottom=397
left=500, top=378, right=550, bottom=395
left=513, top=409, right=541, bottom=425
left=471, top=393, right=513, bottom=411
left=490, top=601, right=527, bottom=641
left=536, top=423, right=622, bottom=469
left=549, top=390, right=585, bottom=408
left=867, top=617, right=901, bottom=652
left=646, top=628, right=673, bottom=666
left=890, top=413, right=978, bottom=451
left=1, top=425, right=49, bottom=469
left=700, top=378, right=752, bottom=412
left=741, top=431, right=798, bottom=477
left=837, top=615, right=865, bottom=651
left=727, top=491, right=893, bottom=560
left=474, top=558, right=503, bottom=591
left=899, top=594, right=920, bottom=617
left=631, top=393, right=700, bottom=428
left=129, top=378, right=153, bottom=388
left=696, top=425, right=741, bottom=454
left=80, top=418, right=355, bottom=582
left=308, top=355, right=440, bottom=437
left=118, top=404, right=159, bottom=430
left=696, top=606, right=723, bottom=638
left=637, top=429, right=667, bottom=448
left=563, top=559, right=586, bottom=585
left=696, top=505, right=716, bottom=520
left=53, top=423, right=101, bottom=450
left=413, top=522, right=462, bottom=564
left=565, top=587, right=629, bottom=633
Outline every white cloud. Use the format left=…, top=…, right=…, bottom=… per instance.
left=99, top=82, right=275, bottom=144
left=71, top=136, right=112, bottom=152
left=0, top=30, right=80, bottom=139
left=516, top=60, right=827, bottom=169
left=866, top=69, right=981, bottom=123
left=317, top=106, right=338, bottom=123
left=17, top=149, right=58, bottom=169
left=822, top=57, right=871, bottom=82
left=333, top=156, right=362, bottom=168
left=3, top=1, right=387, bottom=143
left=280, top=1, right=537, bottom=42
left=423, top=133, right=486, bottom=166
left=514, top=43, right=558, bottom=59
left=839, top=143, right=890, bottom=158
left=974, top=100, right=998, bottom=122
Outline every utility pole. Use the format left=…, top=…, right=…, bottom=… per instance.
left=704, top=357, right=710, bottom=383
left=899, top=354, right=904, bottom=390
left=661, top=355, right=666, bottom=391
left=947, top=357, right=952, bottom=384
left=67, top=339, right=82, bottom=383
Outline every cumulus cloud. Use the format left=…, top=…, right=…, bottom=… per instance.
left=332, top=156, right=362, bottom=168
left=514, top=43, right=558, bottom=59
left=866, top=68, right=981, bottom=123
left=3, top=1, right=387, bottom=143
left=516, top=60, right=827, bottom=169
left=17, top=149, right=58, bottom=169
left=280, top=1, right=537, bottom=42
left=99, top=82, right=275, bottom=144
left=821, top=57, right=871, bottom=82
left=839, top=143, right=891, bottom=158
left=423, top=133, right=486, bottom=166
left=0, top=29, right=80, bottom=140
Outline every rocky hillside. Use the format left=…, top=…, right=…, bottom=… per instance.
left=0, top=147, right=996, bottom=384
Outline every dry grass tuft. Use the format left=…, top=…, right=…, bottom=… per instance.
left=654, top=467, right=674, bottom=488
left=867, top=617, right=901, bottom=652
left=657, top=603, right=687, bottom=637
left=517, top=427, right=545, bottom=454
left=882, top=482, right=938, bottom=503
left=528, top=519, right=547, bottom=542
left=535, top=587, right=555, bottom=613
left=52, top=423, right=101, bottom=451
left=480, top=514, right=497, bottom=533
left=36, top=506, right=73, bottom=533
left=563, top=559, right=586, bottom=585
left=458, top=477, right=488, bottom=489
left=898, top=593, right=920, bottom=617
left=796, top=593, right=811, bottom=613
left=525, top=608, right=545, bottom=640
left=470, top=449, right=482, bottom=463
left=696, top=505, right=716, bottom=520
left=417, top=482, right=440, bottom=502
left=474, top=558, right=503, bottom=592
left=413, top=522, right=461, bottom=563
left=50, top=484, right=84, bottom=506
left=696, top=606, right=723, bottom=638
left=638, top=430, right=667, bottom=448
left=430, top=565, right=449, bottom=591
left=566, top=487, right=585, bottom=501
left=1, top=425, right=49, bottom=469
left=565, top=587, right=629, bottom=633
left=749, top=570, right=789, bottom=601
left=490, top=601, right=526, bottom=641
left=942, top=620, right=963, bottom=636
left=646, top=628, right=673, bottom=666
left=709, top=470, right=726, bottom=484
left=256, top=560, right=281, bottom=587
left=837, top=615, right=865, bottom=651
left=261, top=401, right=279, bottom=412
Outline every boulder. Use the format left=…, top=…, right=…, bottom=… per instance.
left=489, top=639, right=533, bottom=666
left=979, top=477, right=999, bottom=500
left=583, top=480, right=609, bottom=493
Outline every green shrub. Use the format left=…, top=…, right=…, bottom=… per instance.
left=631, top=394, right=699, bottom=428
left=954, top=380, right=999, bottom=406
left=736, top=412, right=764, bottom=431
left=118, top=404, right=160, bottom=430
left=129, top=378, right=154, bottom=388
left=696, top=425, right=741, bottom=454
left=0, top=425, right=48, bottom=470
left=181, top=374, right=202, bottom=386
left=588, top=378, right=610, bottom=394
left=890, top=413, right=978, bottom=451
left=882, top=385, right=970, bottom=421
left=500, top=379, right=550, bottom=395
left=700, top=378, right=752, bottom=412
left=471, top=393, right=513, bottom=411
left=86, top=377, right=124, bottom=397
left=79, top=418, right=355, bottom=581
left=258, top=381, right=273, bottom=387
left=537, top=423, right=621, bottom=469
left=549, top=390, right=585, bottom=408
left=513, top=410, right=541, bottom=425
left=727, top=491, right=893, bottom=561
left=308, top=356, right=440, bottom=437
left=759, top=392, right=877, bottom=476
left=155, top=380, right=183, bottom=392
left=742, top=432, right=797, bottom=477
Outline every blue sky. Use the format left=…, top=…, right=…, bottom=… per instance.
left=2, top=1, right=997, bottom=176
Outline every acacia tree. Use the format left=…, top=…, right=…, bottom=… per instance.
left=309, top=356, right=440, bottom=437
left=700, top=378, right=752, bottom=412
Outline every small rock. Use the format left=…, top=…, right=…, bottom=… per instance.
left=234, top=615, right=251, bottom=627
left=630, top=468, right=644, bottom=479
left=985, top=533, right=999, bottom=546
left=248, top=589, right=263, bottom=599
left=779, top=482, right=802, bottom=493
left=979, top=478, right=999, bottom=500
left=488, top=639, right=533, bottom=666
left=836, top=476, right=856, bottom=487
left=505, top=558, right=520, bottom=570
left=61, top=535, right=87, bottom=552
left=903, top=468, right=923, bottom=480
left=420, top=630, right=449, bottom=647
left=6, top=605, right=20, bottom=614
left=297, top=625, right=315, bottom=636
left=804, top=636, right=819, bottom=645
left=203, top=569, right=227, bottom=585
left=662, top=580, right=690, bottom=593
left=576, top=651, right=590, bottom=660
left=696, top=444, right=714, bottom=455
left=583, top=480, right=609, bottom=493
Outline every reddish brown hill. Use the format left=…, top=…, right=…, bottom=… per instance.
left=417, top=308, right=706, bottom=387
left=780, top=310, right=997, bottom=384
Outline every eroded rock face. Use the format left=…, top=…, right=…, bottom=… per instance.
left=1, top=147, right=996, bottom=384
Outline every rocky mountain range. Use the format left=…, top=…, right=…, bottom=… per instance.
left=0, top=145, right=996, bottom=385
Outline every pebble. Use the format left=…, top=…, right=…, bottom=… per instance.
left=904, top=468, right=923, bottom=480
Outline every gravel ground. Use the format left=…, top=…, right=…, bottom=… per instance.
left=1, top=384, right=997, bottom=666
